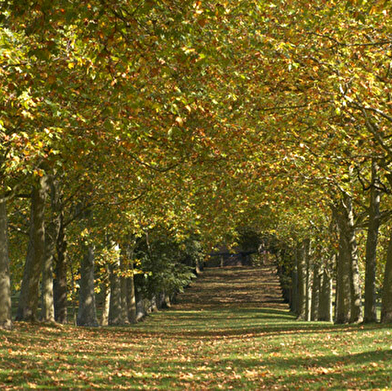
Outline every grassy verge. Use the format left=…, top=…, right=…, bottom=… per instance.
left=1, top=267, right=392, bottom=389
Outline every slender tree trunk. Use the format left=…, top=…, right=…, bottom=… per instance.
left=347, top=197, right=363, bottom=324
left=334, top=203, right=352, bottom=324
left=318, top=259, right=333, bottom=322
left=381, top=227, right=392, bottom=323
left=120, top=249, right=129, bottom=325
left=41, top=176, right=61, bottom=322
left=311, top=262, right=321, bottom=321
left=127, top=259, right=137, bottom=324
left=16, top=177, right=48, bottom=322
left=108, top=255, right=122, bottom=325
left=290, top=260, right=298, bottom=314
left=77, top=245, right=98, bottom=327
left=304, top=239, right=312, bottom=322
left=334, top=194, right=363, bottom=324
left=101, top=281, right=110, bottom=326
left=135, top=290, right=147, bottom=321
left=54, top=211, right=67, bottom=323
left=41, top=235, right=56, bottom=322
left=0, top=199, right=12, bottom=330
left=364, top=160, right=381, bottom=323
left=296, top=244, right=307, bottom=320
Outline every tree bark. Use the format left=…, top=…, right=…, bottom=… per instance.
left=296, top=244, right=307, bottom=320
left=135, top=290, right=147, bottom=321
left=311, top=262, right=321, bottom=321
left=120, top=249, right=129, bottom=325
left=0, top=199, right=12, bottom=330
left=348, top=202, right=363, bottom=324
left=304, top=239, right=312, bottom=322
left=290, top=262, right=298, bottom=314
left=77, top=245, right=99, bottom=327
left=318, top=260, right=333, bottom=322
left=100, top=281, right=110, bottom=326
left=54, top=210, right=68, bottom=323
left=16, top=177, right=48, bottom=322
left=381, top=227, right=392, bottom=323
left=333, top=194, right=363, bottom=324
left=127, top=259, right=137, bottom=324
left=41, top=176, right=61, bottom=322
left=334, top=202, right=352, bottom=324
left=108, top=255, right=122, bottom=325
left=364, top=160, right=381, bottom=323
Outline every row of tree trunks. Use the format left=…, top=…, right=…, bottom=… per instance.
left=278, top=160, right=392, bottom=324
left=0, top=178, right=169, bottom=329
left=290, top=240, right=333, bottom=322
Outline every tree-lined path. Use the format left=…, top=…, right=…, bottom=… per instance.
left=2, top=262, right=392, bottom=389
left=177, top=262, right=287, bottom=310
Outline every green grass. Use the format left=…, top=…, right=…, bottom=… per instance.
left=1, top=266, right=392, bottom=389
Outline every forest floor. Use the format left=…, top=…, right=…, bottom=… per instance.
left=1, top=261, right=392, bottom=390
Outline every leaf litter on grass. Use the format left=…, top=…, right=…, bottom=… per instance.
left=1, top=260, right=392, bottom=389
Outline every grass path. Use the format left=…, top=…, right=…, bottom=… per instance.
left=1, top=262, right=392, bottom=389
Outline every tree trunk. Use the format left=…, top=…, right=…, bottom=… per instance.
left=120, top=249, right=129, bottom=325
left=54, top=211, right=67, bottom=323
left=364, top=160, right=381, bottom=323
left=290, top=262, right=298, bottom=314
left=135, top=290, right=147, bottom=321
left=296, top=244, right=307, bottom=320
left=123, top=239, right=137, bottom=324
left=77, top=245, right=98, bottom=327
left=304, top=239, right=312, bottom=322
left=101, top=282, right=110, bottom=326
left=127, top=259, right=137, bottom=324
left=381, top=227, right=392, bottom=323
left=41, top=176, right=61, bottom=322
left=0, top=199, right=12, bottom=330
left=318, top=260, right=333, bottom=322
left=108, top=256, right=122, bottom=325
left=347, top=200, right=363, bottom=324
left=333, top=194, right=362, bottom=324
left=16, top=177, right=48, bottom=322
left=311, top=262, right=321, bottom=321
left=334, top=204, right=352, bottom=324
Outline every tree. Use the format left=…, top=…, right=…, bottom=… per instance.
left=15, top=176, right=48, bottom=322
left=0, top=199, right=11, bottom=329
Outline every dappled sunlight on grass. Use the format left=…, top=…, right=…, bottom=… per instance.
left=1, top=263, right=392, bottom=389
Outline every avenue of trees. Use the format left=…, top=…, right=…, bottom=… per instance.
left=2, top=0, right=392, bottom=329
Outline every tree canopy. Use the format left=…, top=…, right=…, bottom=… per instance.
left=2, top=0, right=392, bottom=328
